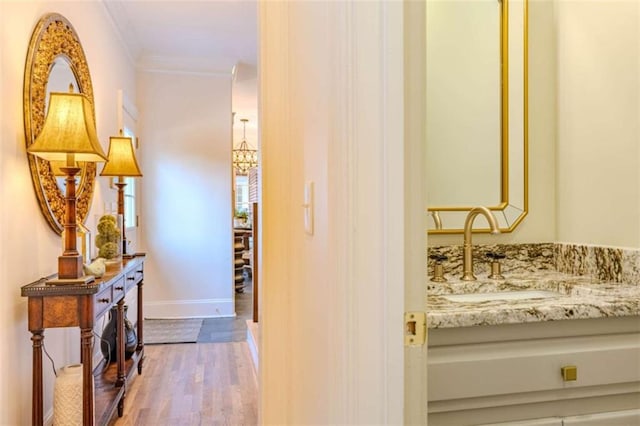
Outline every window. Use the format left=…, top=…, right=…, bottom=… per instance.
left=235, top=174, right=250, bottom=214
left=123, top=127, right=137, bottom=229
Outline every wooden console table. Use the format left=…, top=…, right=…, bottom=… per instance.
left=21, top=254, right=146, bottom=425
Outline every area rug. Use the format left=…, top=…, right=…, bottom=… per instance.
left=197, top=317, right=247, bottom=343
left=143, top=318, right=204, bottom=345
left=196, top=287, right=252, bottom=343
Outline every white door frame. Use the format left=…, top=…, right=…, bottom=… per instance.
left=403, top=1, right=429, bottom=424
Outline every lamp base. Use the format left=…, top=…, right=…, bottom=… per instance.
left=58, top=254, right=84, bottom=280
left=45, top=275, right=96, bottom=286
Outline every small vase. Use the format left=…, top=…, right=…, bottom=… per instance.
left=100, top=305, right=138, bottom=362
left=53, top=364, right=85, bottom=426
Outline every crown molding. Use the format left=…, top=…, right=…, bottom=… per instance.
left=137, top=55, right=234, bottom=77
left=100, top=0, right=140, bottom=66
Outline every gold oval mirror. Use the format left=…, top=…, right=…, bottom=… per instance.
left=24, top=13, right=97, bottom=234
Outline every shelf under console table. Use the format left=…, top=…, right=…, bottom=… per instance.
left=21, top=253, right=146, bottom=426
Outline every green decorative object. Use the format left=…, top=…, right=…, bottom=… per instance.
left=99, top=215, right=116, bottom=225
left=95, top=214, right=121, bottom=260
left=98, top=242, right=118, bottom=259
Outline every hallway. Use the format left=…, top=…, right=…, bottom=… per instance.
left=113, top=279, right=258, bottom=425
left=111, top=341, right=258, bottom=425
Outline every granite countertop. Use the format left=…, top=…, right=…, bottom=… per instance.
left=427, top=271, right=640, bottom=329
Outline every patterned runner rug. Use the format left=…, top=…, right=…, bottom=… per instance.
left=143, top=318, right=204, bottom=345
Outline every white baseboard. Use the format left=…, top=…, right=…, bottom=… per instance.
left=247, top=323, right=259, bottom=371
left=144, top=298, right=235, bottom=319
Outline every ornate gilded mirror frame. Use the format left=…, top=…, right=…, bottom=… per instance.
left=24, top=13, right=97, bottom=234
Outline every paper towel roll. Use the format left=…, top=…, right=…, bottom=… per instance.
left=53, top=364, right=84, bottom=426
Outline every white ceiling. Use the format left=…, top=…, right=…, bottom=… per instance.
left=103, top=0, right=259, bottom=142
left=103, top=0, right=257, bottom=72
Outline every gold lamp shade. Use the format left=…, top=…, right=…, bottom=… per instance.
left=100, top=136, right=143, bottom=177
left=27, top=92, right=107, bottom=162
left=26, top=90, right=106, bottom=283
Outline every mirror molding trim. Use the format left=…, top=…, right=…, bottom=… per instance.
left=24, top=13, right=97, bottom=235
left=428, top=0, right=528, bottom=234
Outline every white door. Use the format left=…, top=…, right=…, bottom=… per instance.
left=259, top=1, right=428, bottom=424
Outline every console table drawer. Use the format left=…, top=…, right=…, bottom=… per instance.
left=125, top=270, right=141, bottom=292
left=94, top=286, right=113, bottom=319
left=112, top=277, right=126, bottom=302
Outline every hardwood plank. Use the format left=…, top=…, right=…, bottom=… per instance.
left=110, top=342, right=258, bottom=425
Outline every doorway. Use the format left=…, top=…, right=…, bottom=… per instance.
left=231, top=109, right=260, bottom=362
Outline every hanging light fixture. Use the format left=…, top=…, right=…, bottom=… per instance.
left=232, top=118, right=258, bottom=175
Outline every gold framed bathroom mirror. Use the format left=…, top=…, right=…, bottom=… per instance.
left=426, top=0, right=528, bottom=234
left=24, top=13, right=98, bottom=234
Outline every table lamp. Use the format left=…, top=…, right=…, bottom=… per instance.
left=27, top=90, right=108, bottom=284
left=100, top=133, right=142, bottom=257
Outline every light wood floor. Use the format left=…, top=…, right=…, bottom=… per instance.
left=111, top=342, right=258, bottom=426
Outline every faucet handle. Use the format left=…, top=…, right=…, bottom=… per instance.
left=429, top=254, right=448, bottom=282
left=486, top=251, right=505, bottom=279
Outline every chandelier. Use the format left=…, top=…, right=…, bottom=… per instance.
left=232, top=118, right=258, bottom=174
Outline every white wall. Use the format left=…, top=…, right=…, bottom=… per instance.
left=429, top=0, right=558, bottom=247
left=0, top=2, right=134, bottom=423
left=232, top=63, right=258, bottom=146
left=259, top=2, right=334, bottom=421
left=260, top=1, right=414, bottom=424
left=556, top=0, right=640, bottom=248
left=137, top=70, right=234, bottom=318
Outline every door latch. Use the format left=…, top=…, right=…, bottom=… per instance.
left=404, top=312, right=426, bottom=346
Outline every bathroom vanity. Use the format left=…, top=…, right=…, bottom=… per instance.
left=427, top=271, right=640, bottom=425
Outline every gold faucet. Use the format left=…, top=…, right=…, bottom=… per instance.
left=430, top=211, right=443, bottom=230
left=461, top=206, right=500, bottom=281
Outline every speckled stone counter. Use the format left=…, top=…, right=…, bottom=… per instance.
left=427, top=243, right=640, bottom=329
left=427, top=271, right=640, bottom=329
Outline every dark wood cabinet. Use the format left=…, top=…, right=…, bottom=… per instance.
left=21, top=254, right=146, bottom=425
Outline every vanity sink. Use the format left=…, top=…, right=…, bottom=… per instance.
left=442, top=290, right=561, bottom=303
